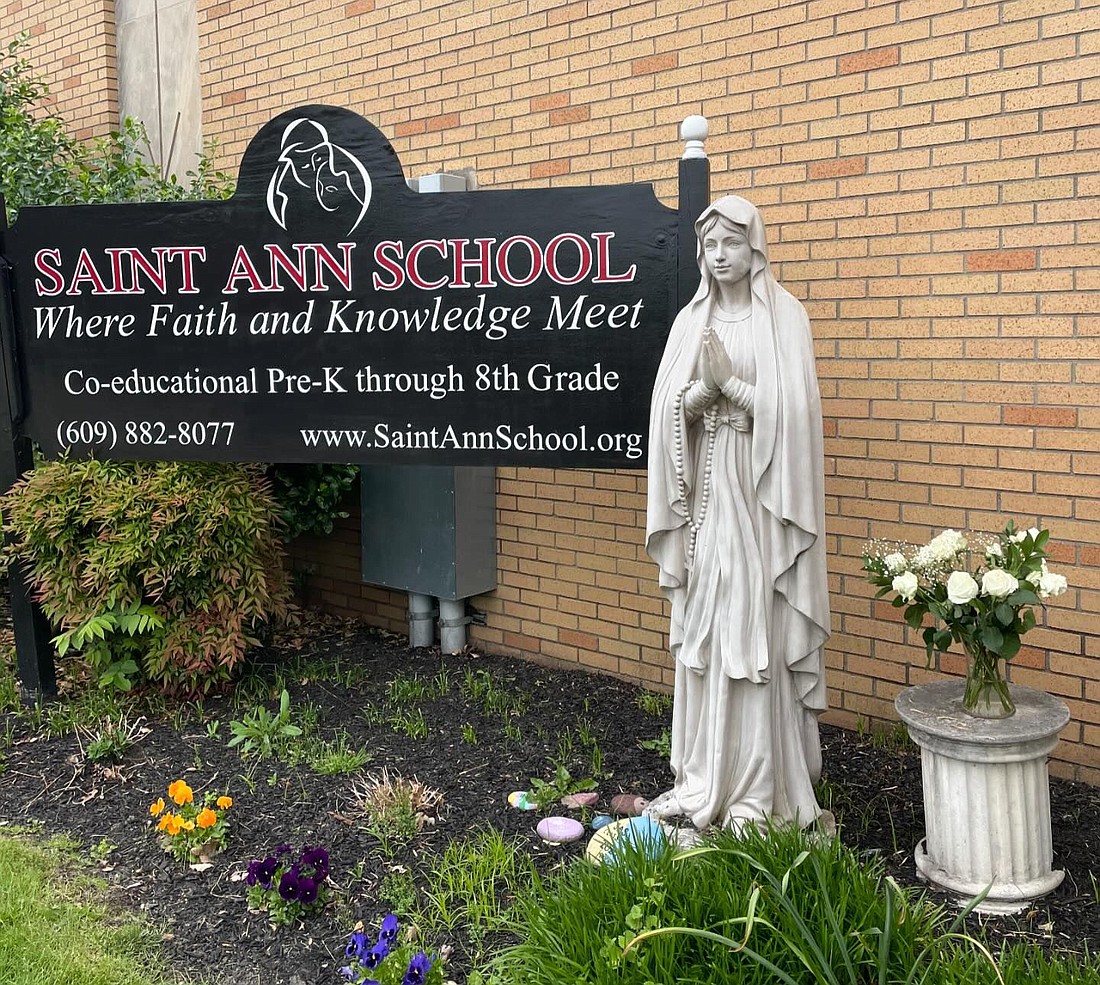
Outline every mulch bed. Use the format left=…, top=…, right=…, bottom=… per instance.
left=0, top=612, right=1096, bottom=985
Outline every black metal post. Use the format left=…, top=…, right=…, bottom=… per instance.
left=677, top=154, right=711, bottom=310
left=0, top=197, right=57, bottom=701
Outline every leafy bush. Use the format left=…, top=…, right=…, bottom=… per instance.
left=0, top=459, right=293, bottom=694
left=0, top=33, right=232, bottom=224
left=267, top=463, right=358, bottom=540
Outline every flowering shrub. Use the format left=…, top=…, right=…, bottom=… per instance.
left=340, top=914, right=443, bottom=985
left=246, top=844, right=331, bottom=925
left=863, top=522, right=1068, bottom=712
left=149, top=780, right=231, bottom=863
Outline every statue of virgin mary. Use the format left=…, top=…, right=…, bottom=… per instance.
left=644, top=195, right=830, bottom=831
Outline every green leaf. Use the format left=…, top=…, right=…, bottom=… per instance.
left=934, top=629, right=953, bottom=651
left=993, top=603, right=1015, bottom=626
left=999, top=631, right=1021, bottom=660
left=980, top=625, right=1004, bottom=654
left=904, top=605, right=926, bottom=630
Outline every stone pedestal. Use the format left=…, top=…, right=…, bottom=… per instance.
left=895, top=682, right=1069, bottom=915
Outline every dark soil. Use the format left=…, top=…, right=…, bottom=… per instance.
left=0, top=612, right=1097, bottom=985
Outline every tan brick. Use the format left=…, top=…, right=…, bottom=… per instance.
left=631, top=52, right=676, bottom=75
left=530, top=158, right=569, bottom=178
left=530, top=92, right=569, bottom=111
left=839, top=46, right=899, bottom=75
left=550, top=105, right=590, bottom=125
left=966, top=249, right=1038, bottom=272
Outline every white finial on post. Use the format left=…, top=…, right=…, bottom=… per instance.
left=681, top=115, right=709, bottom=160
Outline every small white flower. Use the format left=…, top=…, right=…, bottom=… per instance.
left=884, top=552, right=908, bottom=574
left=1038, top=570, right=1068, bottom=599
left=946, top=571, right=979, bottom=605
left=911, top=546, right=935, bottom=571
left=1027, top=526, right=1041, bottom=539
left=930, top=529, right=967, bottom=557
left=986, top=542, right=1003, bottom=559
left=981, top=568, right=1019, bottom=599
left=1010, top=530, right=1028, bottom=543
left=892, top=571, right=919, bottom=602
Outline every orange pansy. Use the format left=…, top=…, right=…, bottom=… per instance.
left=196, top=808, right=218, bottom=829
left=167, top=780, right=194, bottom=806
left=162, top=814, right=183, bottom=836
left=216, top=796, right=232, bottom=810
left=149, top=798, right=165, bottom=816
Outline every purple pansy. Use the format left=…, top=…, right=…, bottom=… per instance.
left=277, top=870, right=301, bottom=902
left=300, top=846, right=330, bottom=880
left=402, top=951, right=432, bottom=985
left=362, top=940, right=390, bottom=970
left=255, top=857, right=278, bottom=887
left=379, top=913, right=399, bottom=946
left=297, top=875, right=318, bottom=906
left=344, top=931, right=368, bottom=960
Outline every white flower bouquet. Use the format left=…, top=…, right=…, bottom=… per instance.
left=863, top=522, right=1067, bottom=718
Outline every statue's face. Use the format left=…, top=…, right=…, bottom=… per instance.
left=702, top=219, right=752, bottom=288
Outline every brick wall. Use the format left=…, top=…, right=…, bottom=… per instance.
left=5, top=0, right=118, bottom=140
left=15, top=0, right=1100, bottom=778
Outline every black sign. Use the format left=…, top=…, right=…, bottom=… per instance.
left=1, top=106, right=680, bottom=467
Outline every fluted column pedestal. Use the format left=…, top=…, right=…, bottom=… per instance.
left=896, top=682, right=1069, bottom=915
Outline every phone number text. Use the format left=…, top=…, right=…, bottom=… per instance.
left=55, top=420, right=236, bottom=450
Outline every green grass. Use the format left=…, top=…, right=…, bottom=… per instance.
left=487, top=823, right=1100, bottom=985
left=0, top=832, right=200, bottom=985
left=417, top=828, right=534, bottom=969
left=635, top=690, right=672, bottom=717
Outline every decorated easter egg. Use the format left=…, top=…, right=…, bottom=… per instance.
left=536, top=816, right=586, bottom=843
left=585, top=815, right=667, bottom=865
left=560, top=791, right=599, bottom=809
left=507, top=791, right=537, bottom=810
left=610, top=793, right=648, bottom=816
left=585, top=818, right=630, bottom=864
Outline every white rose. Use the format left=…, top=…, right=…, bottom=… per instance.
left=946, top=571, right=979, bottom=605
left=1010, top=530, right=1027, bottom=543
left=884, top=553, right=908, bottom=574
left=981, top=568, right=1019, bottom=599
left=892, top=571, right=919, bottom=602
left=986, top=542, right=1003, bottom=559
left=1027, top=526, right=1041, bottom=540
left=1038, top=570, right=1068, bottom=599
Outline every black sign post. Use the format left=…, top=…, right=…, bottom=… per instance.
left=0, top=201, right=58, bottom=700
left=0, top=106, right=712, bottom=695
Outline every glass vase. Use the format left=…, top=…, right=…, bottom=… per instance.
left=961, top=641, right=1015, bottom=719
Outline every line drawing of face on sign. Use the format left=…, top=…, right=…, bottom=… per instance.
left=265, top=119, right=372, bottom=235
